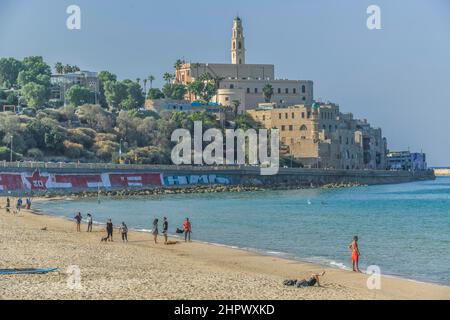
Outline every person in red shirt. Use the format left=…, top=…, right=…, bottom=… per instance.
left=349, top=236, right=361, bottom=272
left=183, top=218, right=192, bottom=242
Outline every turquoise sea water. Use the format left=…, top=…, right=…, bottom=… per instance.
left=34, top=177, right=450, bottom=285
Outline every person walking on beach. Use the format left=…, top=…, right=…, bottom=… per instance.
left=5, top=197, right=10, bottom=213
left=16, top=198, right=22, bottom=212
left=74, top=212, right=82, bottom=232
left=152, top=218, right=159, bottom=244
left=120, top=222, right=128, bottom=242
left=26, top=198, right=31, bottom=210
left=349, top=236, right=361, bottom=272
left=86, top=213, right=93, bottom=232
left=162, top=217, right=168, bottom=244
left=106, top=219, right=114, bottom=241
left=183, top=218, right=192, bottom=242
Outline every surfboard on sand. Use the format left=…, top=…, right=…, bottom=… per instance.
left=0, top=268, right=58, bottom=275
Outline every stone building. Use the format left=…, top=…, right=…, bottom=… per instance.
left=175, top=17, right=313, bottom=113
left=247, top=103, right=388, bottom=170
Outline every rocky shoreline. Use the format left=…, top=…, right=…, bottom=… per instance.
left=33, top=182, right=366, bottom=199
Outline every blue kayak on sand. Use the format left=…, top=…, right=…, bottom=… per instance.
left=0, top=268, right=58, bottom=275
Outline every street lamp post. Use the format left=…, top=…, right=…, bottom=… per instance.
left=119, top=138, right=123, bottom=164
left=10, top=135, right=13, bottom=162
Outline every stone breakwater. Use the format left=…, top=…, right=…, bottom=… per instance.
left=37, top=182, right=366, bottom=199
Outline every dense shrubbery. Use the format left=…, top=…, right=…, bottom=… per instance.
left=0, top=104, right=239, bottom=163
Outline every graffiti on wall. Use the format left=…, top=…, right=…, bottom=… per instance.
left=163, top=174, right=231, bottom=186
left=0, top=169, right=163, bottom=192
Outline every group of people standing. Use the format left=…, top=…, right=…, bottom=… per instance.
left=4, top=197, right=32, bottom=213
left=74, top=213, right=192, bottom=245
left=151, top=217, right=191, bottom=244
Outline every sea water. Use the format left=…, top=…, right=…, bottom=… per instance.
left=34, top=177, right=450, bottom=285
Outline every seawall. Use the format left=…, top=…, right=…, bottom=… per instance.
left=0, top=161, right=435, bottom=194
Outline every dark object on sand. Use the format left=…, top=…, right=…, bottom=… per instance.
left=41, top=227, right=47, bottom=231
left=176, top=228, right=184, bottom=234
left=100, top=236, right=108, bottom=242
left=0, top=268, right=58, bottom=275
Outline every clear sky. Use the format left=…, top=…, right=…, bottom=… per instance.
left=1, top=0, right=449, bottom=166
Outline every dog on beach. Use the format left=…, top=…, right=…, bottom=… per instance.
left=100, top=236, right=108, bottom=242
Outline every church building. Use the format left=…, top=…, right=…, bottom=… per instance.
left=175, top=17, right=314, bottom=113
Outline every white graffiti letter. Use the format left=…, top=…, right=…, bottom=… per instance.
left=66, top=265, right=82, bottom=290
left=66, top=5, right=81, bottom=30
left=366, top=265, right=381, bottom=290
left=366, top=5, right=381, bottom=30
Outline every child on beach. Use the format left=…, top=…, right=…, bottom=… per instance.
left=183, top=218, right=191, bottom=242
left=120, top=222, right=128, bottom=242
left=106, top=219, right=114, bottom=241
left=74, top=212, right=82, bottom=232
left=349, top=236, right=361, bottom=272
left=162, top=217, right=168, bottom=244
left=86, top=213, right=93, bottom=232
left=152, top=218, right=159, bottom=244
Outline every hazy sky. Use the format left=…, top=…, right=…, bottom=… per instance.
left=1, top=0, right=449, bottom=166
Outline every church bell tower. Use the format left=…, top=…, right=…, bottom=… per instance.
left=231, top=16, right=245, bottom=65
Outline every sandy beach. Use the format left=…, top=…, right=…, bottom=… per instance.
left=0, top=196, right=449, bottom=300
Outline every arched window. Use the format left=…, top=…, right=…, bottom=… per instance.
left=233, top=42, right=236, bottom=50
left=300, top=125, right=308, bottom=131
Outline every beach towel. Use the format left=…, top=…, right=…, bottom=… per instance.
left=0, top=268, right=58, bottom=275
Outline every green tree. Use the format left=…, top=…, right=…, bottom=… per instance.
left=21, top=82, right=48, bottom=108
left=122, top=80, right=145, bottom=110
left=6, top=92, right=19, bottom=105
left=162, top=83, right=186, bottom=100
left=148, top=75, right=155, bottom=89
left=231, top=99, right=241, bottom=117
left=0, top=58, right=23, bottom=88
left=65, top=85, right=92, bottom=106
left=147, top=88, right=164, bottom=100
left=17, top=56, right=51, bottom=88
left=54, top=62, right=64, bottom=74
left=98, top=71, right=117, bottom=108
left=262, top=83, right=274, bottom=103
left=163, top=72, right=174, bottom=84
left=104, top=80, right=127, bottom=110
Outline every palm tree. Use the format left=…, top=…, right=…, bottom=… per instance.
left=163, top=73, right=173, bottom=84
left=143, top=78, right=148, bottom=96
left=262, top=83, right=274, bottom=103
left=148, top=75, right=155, bottom=89
left=54, top=62, right=63, bottom=74
left=231, top=100, right=240, bottom=118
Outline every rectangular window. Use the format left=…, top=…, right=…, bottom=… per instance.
left=301, top=112, right=305, bottom=118
left=278, top=113, right=282, bottom=119
left=254, top=88, right=258, bottom=93
left=285, top=88, right=289, bottom=94
left=291, top=112, right=295, bottom=119
left=277, top=88, right=281, bottom=94
left=285, top=113, right=288, bottom=119
left=247, top=88, right=250, bottom=93
left=281, top=125, right=286, bottom=131
left=293, top=88, right=296, bottom=94
left=307, top=111, right=311, bottom=118
left=289, top=125, right=293, bottom=131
